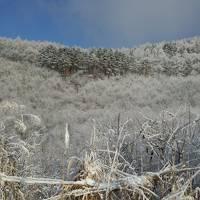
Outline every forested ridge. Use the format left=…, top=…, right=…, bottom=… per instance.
left=1, top=36, right=200, bottom=77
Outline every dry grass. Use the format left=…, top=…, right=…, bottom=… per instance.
left=0, top=102, right=200, bottom=199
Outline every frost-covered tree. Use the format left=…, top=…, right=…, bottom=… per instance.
left=1, top=36, right=200, bottom=77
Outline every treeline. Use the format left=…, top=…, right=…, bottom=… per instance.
left=38, top=46, right=131, bottom=77
left=0, top=37, right=200, bottom=77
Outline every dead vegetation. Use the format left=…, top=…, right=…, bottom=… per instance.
left=0, top=102, right=200, bottom=199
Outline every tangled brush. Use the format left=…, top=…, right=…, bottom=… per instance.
left=0, top=101, right=47, bottom=199
left=0, top=102, right=200, bottom=199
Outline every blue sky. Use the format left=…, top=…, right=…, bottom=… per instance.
left=0, top=0, right=200, bottom=48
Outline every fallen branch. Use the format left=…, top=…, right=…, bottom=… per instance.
left=0, top=172, right=156, bottom=197
left=0, top=172, right=151, bottom=187
left=0, top=173, right=93, bottom=186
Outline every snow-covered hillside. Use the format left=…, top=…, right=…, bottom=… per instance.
left=0, top=37, right=200, bottom=199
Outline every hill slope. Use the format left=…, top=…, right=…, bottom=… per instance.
left=1, top=36, right=200, bottom=76
left=0, top=37, right=200, bottom=175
